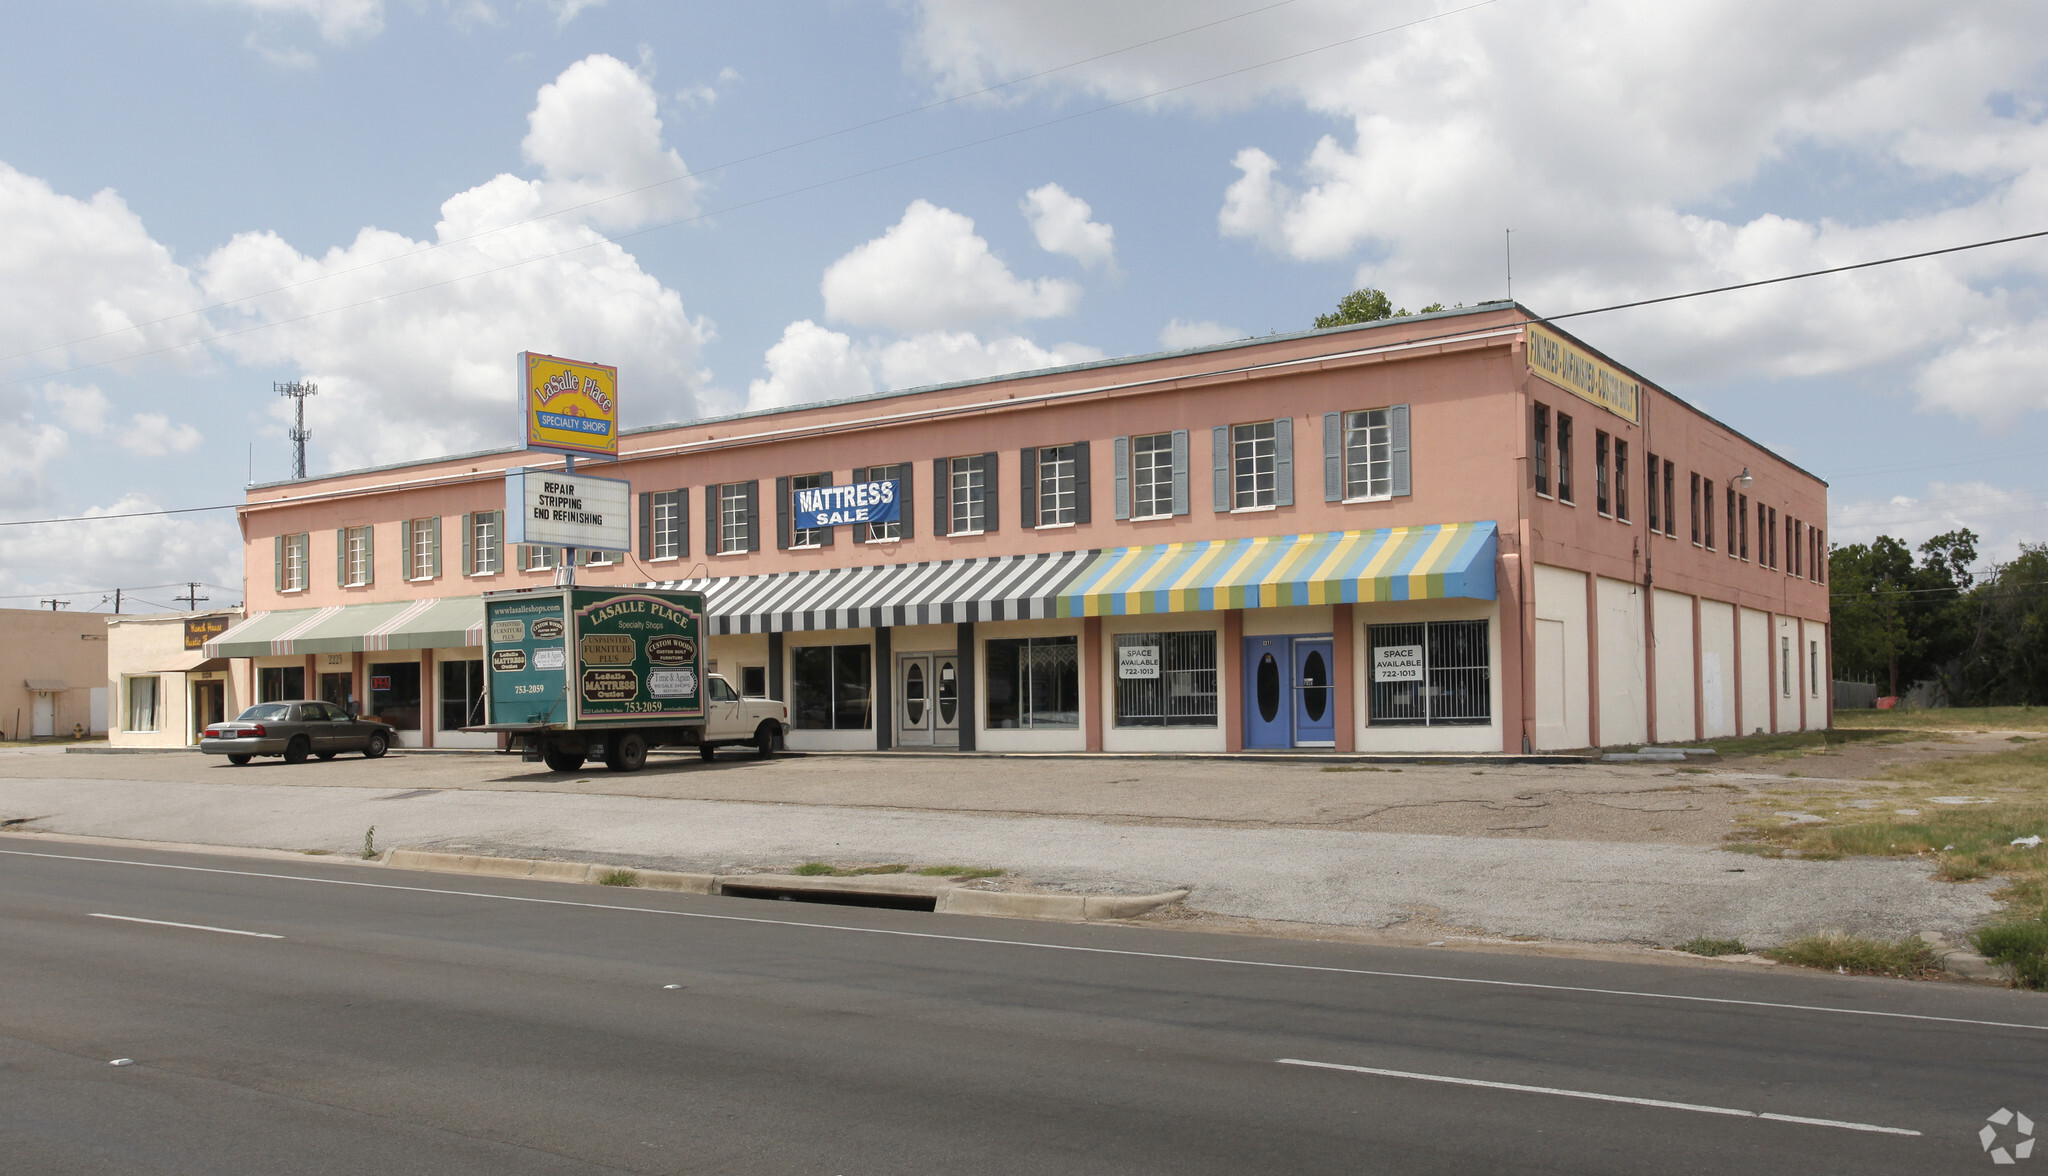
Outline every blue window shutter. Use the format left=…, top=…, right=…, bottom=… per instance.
left=1212, top=426, right=1230, bottom=511
left=1171, top=429, right=1189, bottom=515
left=1391, top=404, right=1412, bottom=497
left=1323, top=412, right=1342, bottom=502
left=1274, top=416, right=1294, bottom=507
left=1112, top=436, right=1130, bottom=520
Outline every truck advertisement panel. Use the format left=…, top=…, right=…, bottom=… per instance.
left=484, top=594, right=570, bottom=726
left=570, top=588, right=705, bottom=722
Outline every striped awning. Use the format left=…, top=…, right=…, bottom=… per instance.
left=205, top=596, right=485, bottom=656
left=1053, top=522, right=1497, bottom=617
left=650, top=548, right=1096, bottom=633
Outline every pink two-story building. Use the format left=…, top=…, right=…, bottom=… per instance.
left=205, top=302, right=1831, bottom=755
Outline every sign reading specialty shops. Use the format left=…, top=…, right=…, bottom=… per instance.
left=521, top=351, right=619, bottom=458
left=504, top=468, right=631, bottom=552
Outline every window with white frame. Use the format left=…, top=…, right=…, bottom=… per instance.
left=1036, top=445, right=1077, bottom=526
left=1232, top=421, right=1277, bottom=509
left=344, top=525, right=372, bottom=586
left=864, top=463, right=906, bottom=541
left=525, top=544, right=557, bottom=571
left=790, top=472, right=826, bottom=547
left=719, top=482, right=751, bottom=553
left=585, top=548, right=614, bottom=567
left=281, top=532, right=308, bottom=592
left=950, top=456, right=987, bottom=534
left=1343, top=409, right=1393, bottom=500
left=409, top=517, right=436, bottom=579
left=469, top=511, right=501, bottom=575
left=125, top=675, right=160, bottom=732
left=1131, top=433, right=1174, bottom=518
left=650, top=490, right=682, bottom=559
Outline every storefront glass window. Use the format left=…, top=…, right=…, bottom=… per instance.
left=369, top=662, right=421, bottom=730
left=1367, top=620, right=1490, bottom=726
left=791, top=645, right=871, bottom=729
left=439, top=659, right=485, bottom=732
left=260, top=665, right=305, bottom=702
left=985, top=636, right=1079, bottom=729
left=1114, top=631, right=1217, bottom=727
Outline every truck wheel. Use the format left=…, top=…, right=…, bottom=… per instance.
left=541, top=743, right=586, bottom=772
left=698, top=742, right=717, bottom=762
left=605, top=732, right=648, bottom=772
left=754, top=723, right=777, bottom=759
left=284, top=736, right=311, bottom=764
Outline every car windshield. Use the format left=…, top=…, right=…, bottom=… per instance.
left=236, top=704, right=292, bottom=721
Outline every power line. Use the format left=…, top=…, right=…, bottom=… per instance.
left=0, top=503, right=239, bottom=528
left=0, top=0, right=1510, bottom=390
left=0, top=0, right=1312, bottom=369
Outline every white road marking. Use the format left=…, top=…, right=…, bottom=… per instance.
left=8, top=847, right=2045, bottom=1033
left=1277, top=1058, right=1922, bottom=1136
left=88, top=912, right=283, bottom=939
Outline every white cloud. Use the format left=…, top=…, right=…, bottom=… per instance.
left=116, top=413, right=204, bottom=457
left=39, top=383, right=112, bottom=435
left=1021, top=183, right=1115, bottom=271
left=0, top=385, right=70, bottom=510
left=821, top=200, right=1081, bottom=331
left=747, top=320, right=874, bottom=411
left=870, top=331, right=1102, bottom=391
left=0, top=494, right=244, bottom=604
left=521, top=53, right=701, bottom=230
left=908, top=0, right=2048, bottom=420
left=195, top=54, right=720, bottom=472
left=1914, top=319, right=2048, bottom=427
left=210, top=0, right=384, bottom=44
left=677, top=66, right=741, bottom=110
left=546, top=0, right=605, bottom=26
left=1158, top=318, right=1242, bottom=350
left=1829, top=480, right=2045, bottom=564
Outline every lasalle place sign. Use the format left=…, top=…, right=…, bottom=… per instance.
left=521, top=351, right=620, bottom=458
left=793, top=479, right=901, bottom=530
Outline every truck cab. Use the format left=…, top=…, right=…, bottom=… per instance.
left=697, top=673, right=789, bottom=760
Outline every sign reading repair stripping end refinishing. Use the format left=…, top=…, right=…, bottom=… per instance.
left=521, top=351, right=619, bottom=457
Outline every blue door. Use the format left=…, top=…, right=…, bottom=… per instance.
left=1243, top=637, right=1290, bottom=748
left=1293, top=639, right=1336, bottom=745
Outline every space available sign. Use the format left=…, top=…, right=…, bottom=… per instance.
left=1373, top=644, right=1425, bottom=683
left=793, top=479, right=900, bottom=530
left=1117, top=645, right=1160, bottom=679
left=504, top=468, right=631, bottom=552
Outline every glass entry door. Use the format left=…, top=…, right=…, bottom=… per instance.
left=898, top=653, right=960, bottom=748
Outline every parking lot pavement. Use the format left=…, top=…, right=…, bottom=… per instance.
left=0, top=745, right=1780, bottom=844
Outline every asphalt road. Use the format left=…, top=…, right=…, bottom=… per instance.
left=2, top=844, right=2042, bottom=1175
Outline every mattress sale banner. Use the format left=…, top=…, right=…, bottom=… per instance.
left=521, top=351, right=619, bottom=457
left=793, top=479, right=900, bottom=530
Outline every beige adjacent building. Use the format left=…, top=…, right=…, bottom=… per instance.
left=106, top=610, right=245, bottom=748
left=0, top=607, right=110, bottom=741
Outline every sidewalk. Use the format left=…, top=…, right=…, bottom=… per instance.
left=0, top=772, right=1997, bottom=948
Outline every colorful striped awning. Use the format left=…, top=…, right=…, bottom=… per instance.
left=1053, top=522, right=1497, bottom=617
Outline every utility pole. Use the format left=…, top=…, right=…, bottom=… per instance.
left=174, top=583, right=209, bottom=610
left=1505, top=228, right=1514, bottom=303
left=113, top=588, right=121, bottom=614
left=40, top=598, right=69, bottom=612
left=277, top=380, right=317, bottom=480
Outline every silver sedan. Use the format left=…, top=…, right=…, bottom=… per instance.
left=200, top=701, right=395, bottom=765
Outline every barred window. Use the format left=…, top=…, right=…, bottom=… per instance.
left=1113, top=631, right=1217, bottom=728
left=1368, top=620, right=1490, bottom=726
left=1131, top=433, right=1174, bottom=519
left=1232, top=421, right=1277, bottom=508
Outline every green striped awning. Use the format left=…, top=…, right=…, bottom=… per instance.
left=1054, top=522, right=1497, bottom=617
left=203, top=596, right=488, bottom=656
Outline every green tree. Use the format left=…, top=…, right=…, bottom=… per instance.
left=1315, top=288, right=1398, bottom=328
left=1953, top=544, right=2048, bottom=705
left=1829, top=529, right=1978, bottom=697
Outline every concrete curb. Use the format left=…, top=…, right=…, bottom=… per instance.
left=380, top=849, right=1186, bottom=922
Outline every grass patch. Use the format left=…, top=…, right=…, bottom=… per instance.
left=597, top=869, right=640, bottom=887
left=916, top=865, right=1004, bottom=879
left=1835, top=706, right=2048, bottom=733
left=1882, top=737, right=2048, bottom=791
left=1701, top=727, right=1925, bottom=759
left=1972, top=920, right=2048, bottom=989
left=1675, top=935, right=1747, bottom=957
left=788, top=862, right=911, bottom=877
left=1765, top=932, right=1940, bottom=978
left=791, top=862, right=838, bottom=876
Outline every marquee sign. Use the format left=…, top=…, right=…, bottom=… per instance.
left=793, top=479, right=900, bottom=531
left=505, top=468, right=631, bottom=552
left=521, top=351, right=619, bottom=458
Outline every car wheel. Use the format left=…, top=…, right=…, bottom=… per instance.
left=316, top=751, right=338, bottom=761
left=541, top=743, right=586, bottom=772
left=754, top=723, right=776, bottom=758
left=363, top=731, right=389, bottom=759
left=697, top=742, right=717, bottom=762
left=284, top=736, right=311, bottom=764
left=228, top=754, right=252, bottom=765
left=604, top=732, right=648, bottom=772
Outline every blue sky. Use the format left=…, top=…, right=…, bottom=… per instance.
left=2, top=0, right=2044, bottom=610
